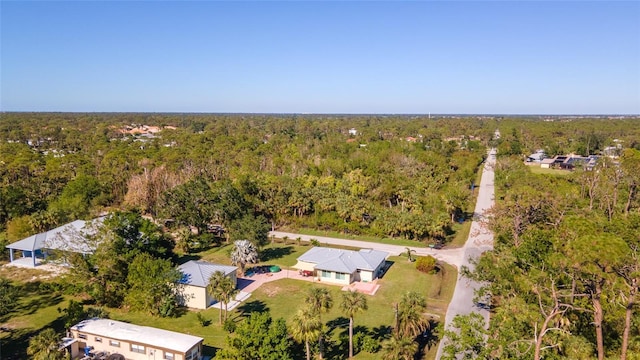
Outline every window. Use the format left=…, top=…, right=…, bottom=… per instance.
left=164, top=352, right=174, bottom=360
left=109, top=340, right=120, bottom=347
left=185, top=348, right=199, bottom=360
left=78, top=334, right=87, bottom=340
left=321, top=270, right=331, bottom=278
left=95, top=337, right=102, bottom=343
left=131, top=344, right=146, bottom=354
left=336, top=273, right=345, bottom=280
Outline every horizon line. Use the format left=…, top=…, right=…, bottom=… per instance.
left=2, top=111, right=639, bottom=117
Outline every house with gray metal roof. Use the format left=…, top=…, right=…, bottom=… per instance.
left=294, top=247, right=388, bottom=285
left=5, top=217, right=104, bottom=268
left=177, top=260, right=237, bottom=309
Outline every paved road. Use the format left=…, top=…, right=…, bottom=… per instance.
left=435, top=148, right=496, bottom=359
left=269, top=148, right=497, bottom=359
left=268, top=231, right=466, bottom=268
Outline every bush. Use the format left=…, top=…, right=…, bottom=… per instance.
left=223, top=318, right=237, bottom=333
left=196, top=312, right=210, bottom=327
left=416, top=256, right=437, bottom=274
left=361, top=335, right=381, bottom=353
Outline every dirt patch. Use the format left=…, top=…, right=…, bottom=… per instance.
left=0, top=264, right=57, bottom=282
left=263, top=285, right=281, bottom=297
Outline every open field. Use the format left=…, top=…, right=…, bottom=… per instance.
left=1, top=245, right=456, bottom=360
left=528, top=165, right=571, bottom=176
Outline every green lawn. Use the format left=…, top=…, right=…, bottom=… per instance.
left=0, top=276, right=71, bottom=360
left=1, top=247, right=456, bottom=360
left=528, top=165, right=571, bottom=176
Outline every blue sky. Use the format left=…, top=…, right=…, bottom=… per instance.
left=1, top=1, right=639, bottom=114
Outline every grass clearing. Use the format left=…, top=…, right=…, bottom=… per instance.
left=528, top=165, right=570, bottom=176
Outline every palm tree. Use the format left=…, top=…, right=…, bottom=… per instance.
left=230, top=239, right=259, bottom=276
left=381, top=335, right=418, bottom=360
left=397, top=291, right=429, bottom=338
left=27, top=328, right=64, bottom=360
left=218, top=276, right=238, bottom=322
left=291, top=307, right=322, bottom=360
left=305, top=287, right=333, bottom=359
left=207, top=271, right=227, bottom=324
left=405, top=247, right=416, bottom=262
left=341, top=290, right=368, bottom=359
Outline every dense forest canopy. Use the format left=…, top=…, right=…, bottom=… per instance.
left=1, top=113, right=639, bottom=250
left=1, top=113, right=640, bottom=359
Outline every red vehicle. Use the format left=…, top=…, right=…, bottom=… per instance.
left=299, top=270, right=314, bottom=277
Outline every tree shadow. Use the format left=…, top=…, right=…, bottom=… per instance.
left=371, top=325, right=393, bottom=341
left=1, top=315, right=66, bottom=360
left=15, top=293, right=64, bottom=316
left=323, top=333, right=348, bottom=360
left=171, top=305, right=189, bottom=318
left=202, top=344, right=220, bottom=357
left=326, top=316, right=349, bottom=335
left=175, top=254, right=202, bottom=265
left=235, top=300, right=269, bottom=318
left=416, top=319, right=441, bottom=356
left=259, top=246, right=293, bottom=262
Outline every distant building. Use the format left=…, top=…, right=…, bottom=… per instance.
left=526, top=150, right=546, bottom=163
left=540, top=158, right=555, bottom=169
left=348, top=128, right=358, bottom=136
left=545, top=155, right=599, bottom=171
left=602, top=145, right=622, bottom=158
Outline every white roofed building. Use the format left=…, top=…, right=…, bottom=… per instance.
left=294, top=247, right=388, bottom=285
left=68, top=318, right=203, bottom=360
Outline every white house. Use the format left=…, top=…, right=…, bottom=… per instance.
left=67, top=318, right=203, bottom=360
left=294, top=247, right=388, bottom=285
left=178, top=260, right=238, bottom=309
left=5, top=217, right=104, bottom=268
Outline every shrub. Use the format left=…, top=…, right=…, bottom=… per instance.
left=416, top=256, right=437, bottom=274
left=223, top=318, right=237, bottom=333
left=196, top=312, right=210, bottom=327
left=361, top=335, right=381, bottom=353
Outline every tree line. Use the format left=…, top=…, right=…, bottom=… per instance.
left=1, top=112, right=490, bottom=249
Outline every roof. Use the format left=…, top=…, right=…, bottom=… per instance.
left=71, top=318, right=202, bottom=353
left=541, top=158, right=555, bottom=165
left=297, top=247, right=388, bottom=274
left=527, top=152, right=545, bottom=161
left=6, top=217, right=104, bottom=253
left=178, top=260, right=237, bottom=288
